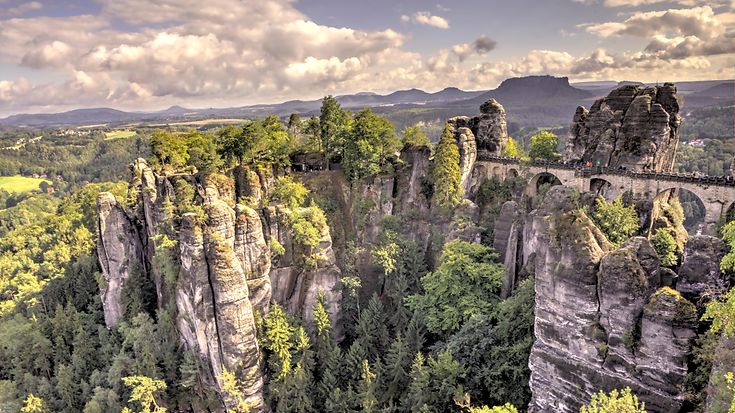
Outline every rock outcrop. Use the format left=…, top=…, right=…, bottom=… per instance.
left=475, top=99, right=509, bottom=154
left=456, top=127, right=477, bottom=195
left=494, top=201, right=523, bottom=298
left=265, top=205, right=342, bottom=329
left=201, top=190, right=264, bottom=410
left=526, top=186, right=702, bottom=412
left=97, top=162, right=350, bottom=411
left=565, top=83, right=681, bottom=172
left=234, top=204, right=272, bottom=315
left=97, top=192, right=144, bottom=328
left=448, top=99, right=508, bottom=157
left=677, top=235, right=727, bottom=298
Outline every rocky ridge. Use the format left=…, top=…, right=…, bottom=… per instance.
left=565, top=83, right=681, bottom=172
left=96, top=159, right=343, bottom=411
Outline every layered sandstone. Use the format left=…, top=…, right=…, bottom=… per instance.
left=565, top=83, right=681, bottom=172
left=526, top=186, right=702, bottom=412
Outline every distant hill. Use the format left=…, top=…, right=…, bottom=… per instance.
left=0, top=77, right=729, bottom=128
left=1, top=108, right=140, bottom=127
left=156, top=105, right=195, bottom=115
left=692, top=81, right=734, bottom=99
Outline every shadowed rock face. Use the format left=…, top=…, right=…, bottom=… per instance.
left=526, top=186, right=702, bottom=413
left=475, top=99, right=509, bottom=154
left=677, top=235, right=727, bottom=298
left=494, top=201, right=523, bottom=299
left=565, top=83, right=681, bottom=172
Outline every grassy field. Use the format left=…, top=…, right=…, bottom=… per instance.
left=104, top=130, right=137, bottom=140
left=0, top=176, right=52, bottom=193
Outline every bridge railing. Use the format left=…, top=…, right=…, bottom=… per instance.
left=477, top=154, right=735, bottom=187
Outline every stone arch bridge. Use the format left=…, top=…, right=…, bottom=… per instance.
left=475, top=155, right=735, bottom=235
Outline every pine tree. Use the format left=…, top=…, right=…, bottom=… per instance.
left=263, top=304, right=294, bottom=380
left=404, top=353, right=431, bottom=412
left=317, top=344, right=343, bottom=409
left=124, top=313, right=160, bottom=378
left=343, top=340, right=368, bottom=388
left=357, top=360, right=378, bottom=413
left=433, top=125, right=463, bottom=210
left=355, top=294, right=390, bottom=362
left=404, top=316, right=426, bottom=361
left=325, top=387, right=353, bottom=413
left=57, top=364, right=79, bottom=412
left=312, top=293, right=338, bottom=410
left=427, top=351, right=466, bottom=412
left=313, top=292, right=333, bottom=363
left=381, top=334, right=411, bottom=405
left=71, top=321, right=98, bottom=382
left=386, top=266, right=412, bottom=332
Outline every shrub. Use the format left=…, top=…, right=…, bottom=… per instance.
left=651, top=228, right=678, bottom=267
left=270, top=176, right=308, bottom=209
left=270, top=237, right=285, bottom=256
left=591, top=196, right=639, bottom=247
left=528, top=131, right=560, bottom=161
left=580, top=387, right=646, bottom=413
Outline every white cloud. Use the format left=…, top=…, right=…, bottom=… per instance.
left=583, top=6, right=735, bottom=60
left=408, top=11, right=450, bottom=29
left=0, top=1, right=42, bottom=16
left=573, top=0, right=729, bottom=7
left=585, top=6, right=723, bottom=38
left=0, top=0, right=732, bottom=115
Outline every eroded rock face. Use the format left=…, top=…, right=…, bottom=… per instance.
left=475, top=99, right=509, bottom=154
left=456, top=127, right=477, bottom=195
left=494, top=201, right=523, bottom=298
left=565, top=84, right=681, bottom=172
left=265, top=205, right=342, bottom=333
left=527, top=186, right=701, bottom=412
left=234, top=204, right=272, bottom=315
left=677, top=235, right=727, bottom=298
left=202, top=191, right=264, bottom=411
left=176, top=213, right=219, bottom=390
left=129, top=158, right=175, bottom=308
left=448, top=99, right=508, bottom=156
left=98, top=167, right=294, bottom=411
left=97, top=192, right=144, bottom=328
left=526, top=187, right=612, bottom=412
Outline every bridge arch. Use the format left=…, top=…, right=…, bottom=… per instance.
left=725, top=202, right=735, bottom=224
left=528, top=172, right=562, bottom=197
left=652, top=187, right=707, bottom=235
left=491, top=166, right=502, bottom=178
left=590, top=178, right=616, bottom=200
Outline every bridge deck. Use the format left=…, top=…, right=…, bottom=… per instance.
left=477, top=155, right=735, bottom=188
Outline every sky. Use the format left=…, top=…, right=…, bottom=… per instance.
left=0, top=0, right=733, bottom=116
